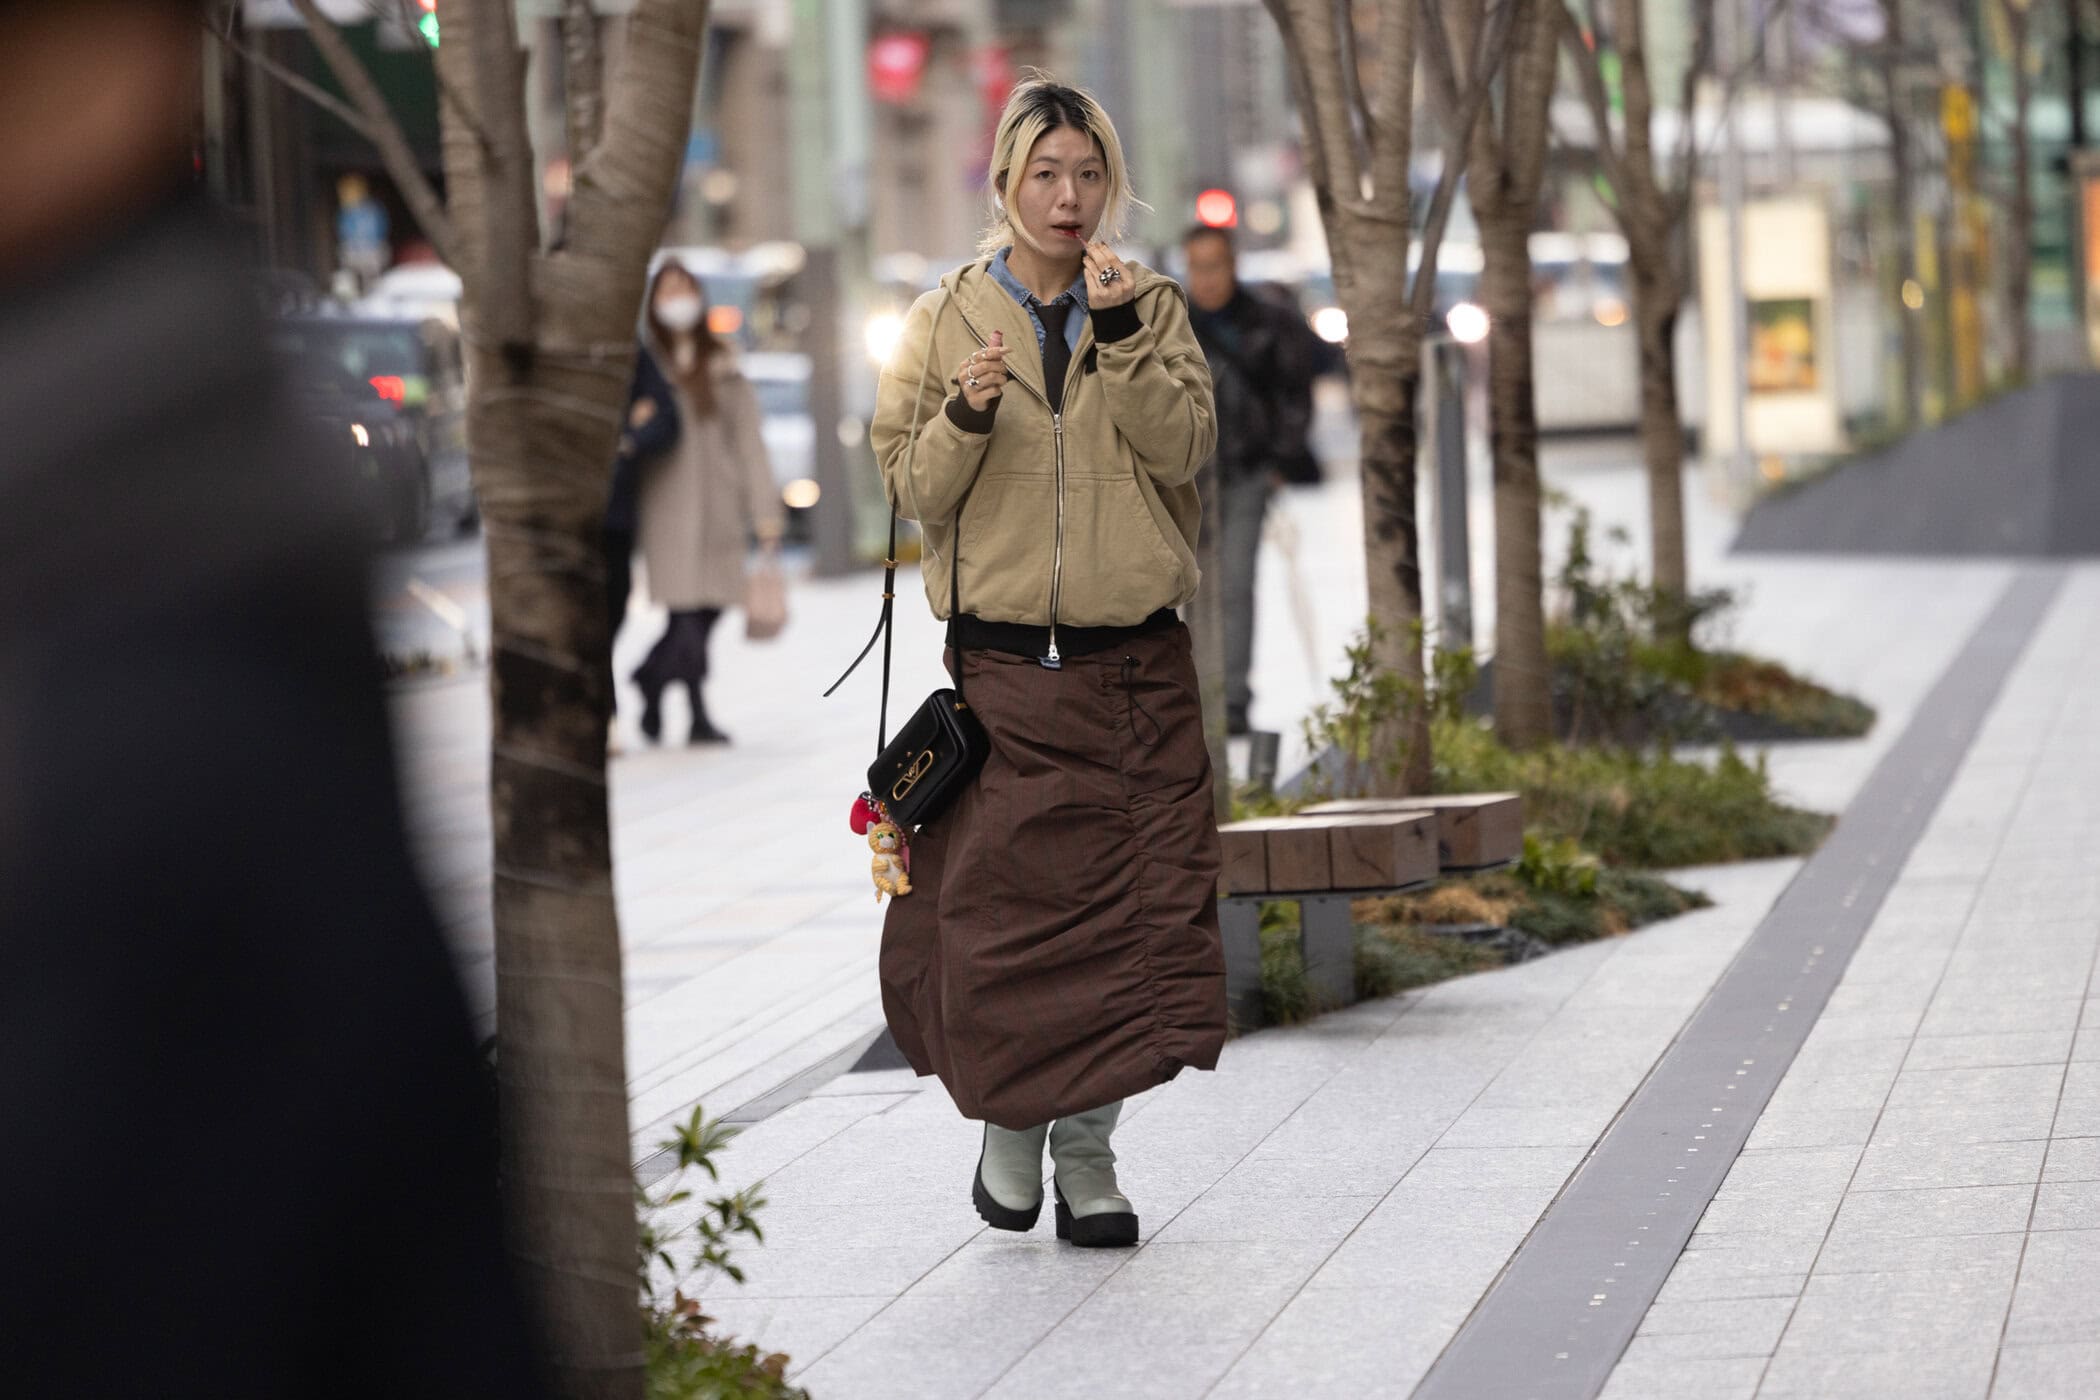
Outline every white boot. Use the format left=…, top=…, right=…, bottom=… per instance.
left=1049, top=1100, right=1138, bottom=1248
left=973, top=1121, right=1050, bottom=1231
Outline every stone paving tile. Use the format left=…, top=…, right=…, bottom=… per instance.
left=2051, top=1061, right=2100, bottom=1137
left=691, top=1294, right=891, bottom=1379
left=2041, top=1137, right=2100, bottom=1182
left=1820, top=1184, right=2036, bottom=1248
left=2003, top=1230, right=2100, bottom=1346
left=1692, top=1147, right=1859, bottom=1236
left=1779, top=1262, right=2022, bottom=1353
left=1917, top=997, right=2086, bottom=1043
left=980, top=1241, right=1332, bottom=1400
left=2031, top=1180, right=2100, bottom=1232
left=1755, top=1341, right=1999, bottom=1399
left=1989, top=1340, right=2100, bottom=1400
left=1629, top=1295, right=1796, bottom=1359
left=1595, top=1352, right=1767, bottom=1400
left=1206, top=1289, right=1468, bottom=1400
left=1148, top=1191, right=1383, bottom=1249
left=1814, top=1229, right=2028, bottom=1277
left=793, top=1291, right=1068, bottom=1400
left=1742, top=1103, right=1884, bottom=1151
left=1851, top=1139, right=2047, bottom=1192
left=1905, top=1030, right=2080, bottom=1073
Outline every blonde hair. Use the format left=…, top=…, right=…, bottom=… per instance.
left=978, top=73, right=1141, bottom=256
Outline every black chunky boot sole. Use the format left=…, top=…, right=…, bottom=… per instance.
left=973, top=1161, right=1042, bottom=1232
left=1053, top=1186, right=1138, bottom=1248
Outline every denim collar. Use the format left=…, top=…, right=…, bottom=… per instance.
left=988, top=247, right=1089, bottom=354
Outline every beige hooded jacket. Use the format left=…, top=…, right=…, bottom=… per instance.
left=871, top=255, right=1216, bottom=643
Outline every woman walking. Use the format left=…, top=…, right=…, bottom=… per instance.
left=630, top=259, right=783, bottom=745
left=869, top=76, right=1224, bottom=1248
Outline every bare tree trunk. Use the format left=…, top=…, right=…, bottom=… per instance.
left=1633, top=260, right=1689, bottom=605
left=1477, top=216, right=1551, bottom=746
left=2005, top=0, right=2035, bottom=383
left=1265, top=0, right=1431, bottom=794
left=1448, top=0, right=1556, bottom=749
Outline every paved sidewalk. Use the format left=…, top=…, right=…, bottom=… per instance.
left=385, top=434, right=2090, bottom=1397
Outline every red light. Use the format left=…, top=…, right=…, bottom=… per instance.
left=1195, top=188, right=1238, bottom=228
left=418, top=0, right=435, bottom=10
left=370, top=375, right=406, bottom=403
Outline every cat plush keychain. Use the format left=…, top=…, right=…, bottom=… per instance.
left=849, top=793, right=912, bottom=903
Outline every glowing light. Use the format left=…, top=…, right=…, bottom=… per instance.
left=1446, top=301, right=1491, bottom=344
left=1195, top=188, right=1239, bottom=229
left=1310, top=306, right=1349, bottom=344
left=1901, top=279, right=1925, bottom=310
left=783, top=479, right=821, bottom=510
left=370, top=375, right=407, bottom=403
left=417, top=0, right=438, bottom=46
left=350, top=423, right=370, bottom=447
left=1594, top=298, right=1629, bottom=328
left=707, top=305, right=744, bottom=336
left=864, top=311, right=905, bottom=365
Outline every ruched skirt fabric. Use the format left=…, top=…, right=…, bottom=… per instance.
left=879, top=622, right=1228, bottom=1130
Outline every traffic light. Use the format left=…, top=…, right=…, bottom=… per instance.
left=417, top=0, right=439, bottom=47
left=1195, top=188, right=1238, bottom=229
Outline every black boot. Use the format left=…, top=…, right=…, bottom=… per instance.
left=635, top=680, right=664, bottom=744
left=687, top=682, right=730, bottom=745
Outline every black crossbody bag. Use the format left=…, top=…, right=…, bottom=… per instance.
left=826, top=289, right=990, bottom=831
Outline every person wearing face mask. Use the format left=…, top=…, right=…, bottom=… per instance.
left=868, top=75, right=1224, bottom=1250
left=620, top=260, right=783, bottom=745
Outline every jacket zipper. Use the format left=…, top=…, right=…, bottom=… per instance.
left=955, top=301, right=1092, bottom=671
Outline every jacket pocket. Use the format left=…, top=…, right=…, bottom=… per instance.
left=955, top=473, right=1057, bottom=621
left=1055, top=473, right=1188, bottom=627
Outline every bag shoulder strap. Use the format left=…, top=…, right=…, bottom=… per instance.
left=823, top=286, right=966, bottom=753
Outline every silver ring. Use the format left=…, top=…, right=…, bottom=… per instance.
left=1097, top=266, right=1121, bottom=286
left=967, top=375, right=979, bottom=389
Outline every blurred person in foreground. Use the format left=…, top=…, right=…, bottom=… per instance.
left=0, top=3, right=549, bottom=1395
left=1180, top=224, right=1320, bottom=735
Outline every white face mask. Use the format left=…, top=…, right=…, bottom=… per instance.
left=656, top=295, right=703, bottom=332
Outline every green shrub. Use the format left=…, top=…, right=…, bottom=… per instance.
left=637, top=1108, right=804, bottom=1400
left=1354, top=926, right=1502, bottom=998
left=1432, top=713, right=1831, bottom=868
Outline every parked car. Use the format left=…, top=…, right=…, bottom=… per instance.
left=741, top=350, right=816, bottom=540
left=268, top=312, right=475, bottom=544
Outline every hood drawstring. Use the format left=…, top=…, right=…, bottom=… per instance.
left=1121, top=656, right=1162, bottom=748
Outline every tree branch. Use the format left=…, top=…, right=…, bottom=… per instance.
left=286, top=0, right=458, bottom=267
left=563, top=0, right=606, bottom=167
left=1555, top=3, right=1640, bottom=215
left=564, top=0, right=713, bottom=268
left=1412, top=0, right=1526, bottom=321
left=1263, top=0, right=1368, bottom=210
left=205, top=16, right=379, bottom=147
left=1366, top=0, right=1418, bottom=206
left=1335, top=0, right=1377, bottom=180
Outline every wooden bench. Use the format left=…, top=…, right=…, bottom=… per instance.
left=1299, top=793, right=1524, bottom=870
left=1216, top=793, right=1524, bottom=1030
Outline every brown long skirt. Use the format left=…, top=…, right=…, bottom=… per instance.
left=879, top=622, right=1228, bottom=1130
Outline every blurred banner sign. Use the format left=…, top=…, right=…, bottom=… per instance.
left=1698, top=195, right=1843, bottom=458
left=2074, top=152, right=2100, bottom=368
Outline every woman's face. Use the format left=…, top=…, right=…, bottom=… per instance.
left=652, top=267, right=705, bottom=330
left=1007, top=125, right=1108, bottom=258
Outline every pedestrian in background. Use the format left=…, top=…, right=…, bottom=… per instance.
left=1180, top=224, right=1320, bottom=735
left=871, top=75, right=1225, bottom=1250
left=630, top=259, right=784, bottom=745
left=0, top=2, right=548, bottom=1395
left=603, top=342, right=679, bottom=754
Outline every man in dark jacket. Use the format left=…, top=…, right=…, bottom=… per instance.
left=1182, top=225, right=1320, bottom=734
left=0, top=3, right=549, bottom=1395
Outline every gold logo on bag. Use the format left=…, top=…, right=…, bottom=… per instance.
left=891, top=748, right=937, bottom=802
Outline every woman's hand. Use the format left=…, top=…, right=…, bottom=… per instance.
left=1084, top=242, right=1135, bottom=309
left=956, top=330, right=1008, bottom=412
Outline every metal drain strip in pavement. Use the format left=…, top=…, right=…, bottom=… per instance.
left=1412, top=567, right=2068, bottom=1400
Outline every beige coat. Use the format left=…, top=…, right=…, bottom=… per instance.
left=871, top=256, right=1216, bottom=630
left=637, top=350, right=783, bottom=610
